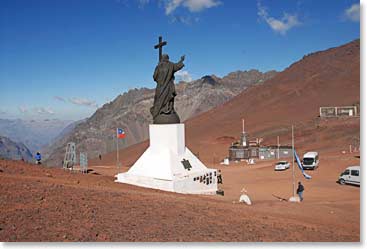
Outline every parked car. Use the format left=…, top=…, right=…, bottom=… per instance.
left=274, top=161, right=290, bottom=171
left=338, top=166, right=360, bottom=186
left=302, top=151, right=319, bottom=170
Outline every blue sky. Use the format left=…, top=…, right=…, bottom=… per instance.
left=0, top=0, right=360, bottom=121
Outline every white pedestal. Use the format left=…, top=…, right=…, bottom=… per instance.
left=115, top=124, right=218, bottom=194
left=239, top=194, right=252, bottom=205
left=288, top=196, right=301, bottom=202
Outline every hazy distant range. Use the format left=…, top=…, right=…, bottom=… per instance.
left=0, top=118, right=78, bottom=154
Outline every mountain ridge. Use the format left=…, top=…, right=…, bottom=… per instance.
left=0, top=135, right=33, bottom=162
left=44, top=69, right=278, bottom=166
left=90, top=39, right=360, bottom=167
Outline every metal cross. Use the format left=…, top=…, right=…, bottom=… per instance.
left=154, top=36, right=167, bottom=62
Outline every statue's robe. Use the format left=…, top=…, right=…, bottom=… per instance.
left=150, top=60, right=184, bottom=119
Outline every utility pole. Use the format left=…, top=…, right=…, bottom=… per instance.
left=277, top=135, right=280, bottom=159
left=291, top=125, right=296, bottom=197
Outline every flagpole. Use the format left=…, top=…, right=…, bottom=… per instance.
left=292, top=125, right=296, bottom=197
left=116, top=130, right=119, bottom=171
left=277, top=135, right=280, bottom=159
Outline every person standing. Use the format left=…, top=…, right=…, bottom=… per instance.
left=35, top=152, right=42, bottom=165
left=217, top=170, right=223, bottom=184
left=297, top=181, right=305, bottom=202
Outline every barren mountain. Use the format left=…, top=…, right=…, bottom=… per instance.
left=44, top=70, right=277, bottom=166
left=0, top=136, right=33, bottom=162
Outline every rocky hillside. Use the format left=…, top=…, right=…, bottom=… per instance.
left=44, top=69, right=277, bottom=166
left=0, top=136, right=33, bottom=162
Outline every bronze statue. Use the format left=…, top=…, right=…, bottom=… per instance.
left=151, top=36, right=185, bottom=124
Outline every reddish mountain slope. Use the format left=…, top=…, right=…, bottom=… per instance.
left=91, top=39, right=360, bottom=166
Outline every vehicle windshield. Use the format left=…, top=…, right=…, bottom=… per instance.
left=303, top=158, right=314, bottom=165
left=340, top=169, right=350, bottom=176
left=277, top=162, right=287, bottom=165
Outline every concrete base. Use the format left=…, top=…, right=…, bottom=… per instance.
left=288, top=196, right=301, bottom=202
left=115, top=124, right=218, bottom=194
left=239, top=194, right=252, bottom=205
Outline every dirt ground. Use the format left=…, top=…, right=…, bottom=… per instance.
left=0, top=150, right=360, bottom=242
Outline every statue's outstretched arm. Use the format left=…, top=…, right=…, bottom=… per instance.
left=174, top=55, right=185, bottom=72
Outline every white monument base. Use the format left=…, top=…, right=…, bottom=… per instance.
left=115, top=124, right=218, bottom=194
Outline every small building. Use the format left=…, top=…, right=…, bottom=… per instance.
left=228, top=119, right=293, bottom=162
left=258, top=146, right=292, bottom=160
left=228, top=121, right=292, bottom=161
left=319, top=106, right=359, bottom=118
left=230, top=145, right=292, bottom=161
left=229, top=145, right=258, bottom=160
left=229, top=125, right=260, bottom=161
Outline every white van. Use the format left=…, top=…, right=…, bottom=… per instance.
left=302, top=152, right=319, bottom=170
left=338, top=166, right=360, bottom=186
